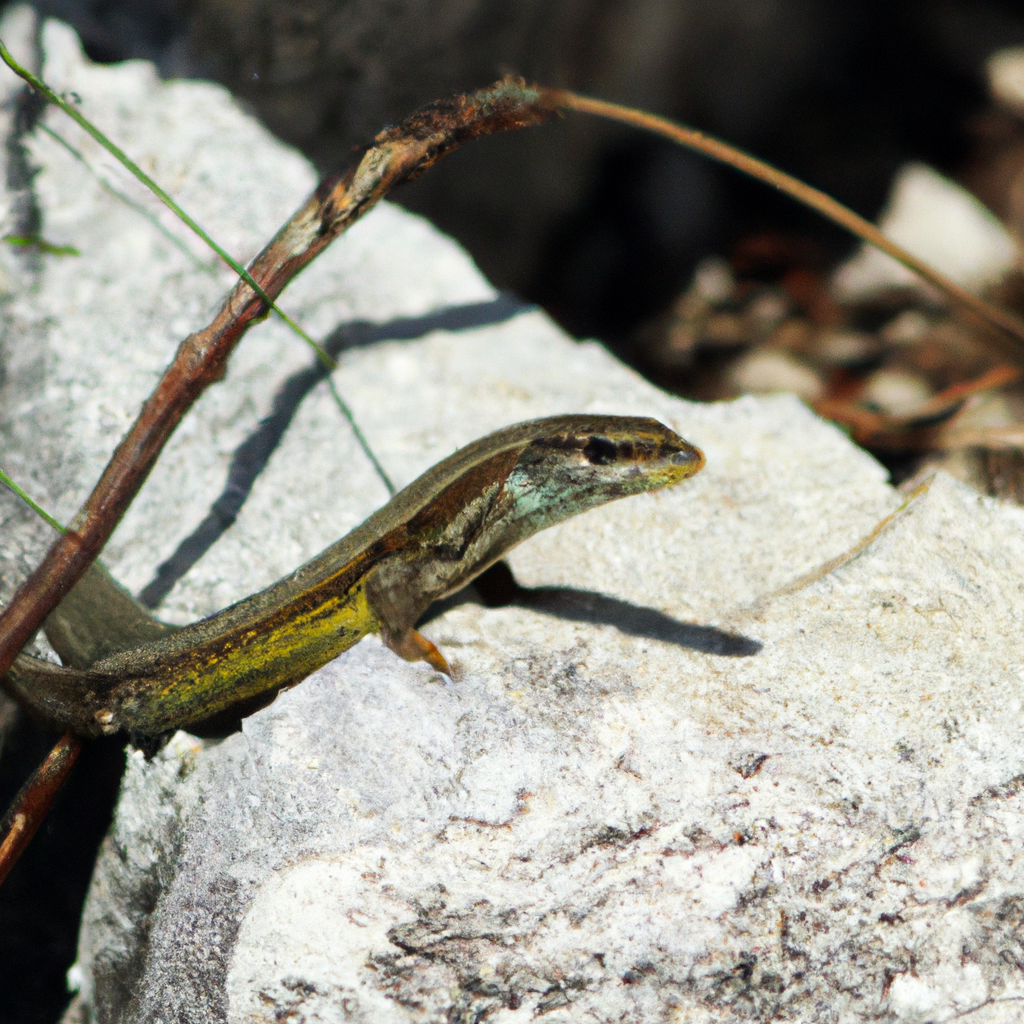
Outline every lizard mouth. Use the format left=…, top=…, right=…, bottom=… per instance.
left=669, top=440, right=705, bottom=476
left=649, top=435, right=705, bottom=488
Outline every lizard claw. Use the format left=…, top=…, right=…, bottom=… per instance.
left=386, top=627, right=452, bottom=677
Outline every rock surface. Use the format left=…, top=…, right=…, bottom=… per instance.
left=0, top=16, right=1023, bottom=1024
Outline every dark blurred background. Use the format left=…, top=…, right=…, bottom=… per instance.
left=6, top=3, right=1024, bottom=1022
left=22, top=0, right=1024, bottom=346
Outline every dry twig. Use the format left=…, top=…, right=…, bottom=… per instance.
left=0, top=79, right=556, bottom=684
left=0, top=731, right=80, bottom=886
left=549, top=89, right=1024, bottom=352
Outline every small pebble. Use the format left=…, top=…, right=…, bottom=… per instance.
left=745, top=290, right=791, bottom=332
left=988, top=47, right=1024, bottom=116
left=658, top=324, right=699, bottom=365
left=693, top=256, right=735, bottom=304
left=728, top=349, right=824, bottom=402
left=861, top=368, right=933, bottom=417
left=881, top=309, right=932, bottom=345
left=811, top=328, right=881, bottom=368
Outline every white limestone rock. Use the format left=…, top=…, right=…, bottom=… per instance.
left=0, top=16, right=1022, bottom=1024
left=77, top=461, right=1024, bottom=1024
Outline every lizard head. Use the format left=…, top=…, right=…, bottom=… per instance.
left=366, top=413, right=705, bottom=635
left=502, top=414, right=705, bottom=525
left=369, top=414, right=704, bottom=671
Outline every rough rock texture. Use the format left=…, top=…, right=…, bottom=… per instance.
left=0, top=16, right=1023, bottom=1024
left=75, top=463, right=1024, bottom=1024
left=0, top=12, right=510, bottom=1019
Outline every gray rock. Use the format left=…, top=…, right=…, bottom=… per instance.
left=989, top=46, right=1024, bottom=117
left=77, top=462, right=1024, bottom=1024
left=0, top=17, right=1022, bottom=1024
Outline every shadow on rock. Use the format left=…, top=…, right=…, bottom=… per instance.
left=425, top=561, right=762, bottom=657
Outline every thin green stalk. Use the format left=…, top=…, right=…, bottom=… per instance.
left=0, top=37, right=396, bottom=496
left=0, top=469, right=65, bottom=533
left=3, top=233, right=78, bottom=255
left=324, top=377, right=396, bottom=496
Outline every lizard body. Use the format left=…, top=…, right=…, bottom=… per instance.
left=3, top=415, right=703, bottom=740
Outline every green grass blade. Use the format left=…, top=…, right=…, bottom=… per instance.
left=0, top=38, right=336, bottom=371
left=0, top=37, right=398, bottom=496
left=0, top=468, right=65, bottom=533
left=325, top=377, right=396, bottom=497
left=3, top=233, right=79, bottom=255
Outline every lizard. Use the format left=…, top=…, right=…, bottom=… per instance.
left=2, top=414, right=704, bottom=746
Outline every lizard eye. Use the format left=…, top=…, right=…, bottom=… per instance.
left=583, top=435, right=618, bottom=465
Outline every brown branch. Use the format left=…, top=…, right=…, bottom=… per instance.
left=0, top=731, right=81, bottom=887
left=814, top=364, right=1021, bottom=451
left=0, top=79, right=556, bottom=682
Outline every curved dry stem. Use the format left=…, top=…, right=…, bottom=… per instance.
left=548, top=89, right=1024, bottom=351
